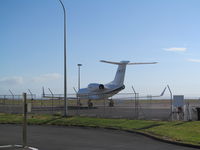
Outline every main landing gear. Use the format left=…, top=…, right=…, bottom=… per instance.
left=87, top=99, right=114, bottom=107
left=88, top=99, right=93, bottom=108
left=109, top=99, right=114, bottom=107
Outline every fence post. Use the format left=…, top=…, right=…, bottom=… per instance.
left=167, top=85, right=173, bottom=121
left=4, top=95, right=6, bottom=105
left=22, top=93, right=27, bottom=148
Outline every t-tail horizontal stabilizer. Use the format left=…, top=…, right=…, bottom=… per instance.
left=100, top=60, right=158, bottom=65
left=100, top=60, right=157, bottom=86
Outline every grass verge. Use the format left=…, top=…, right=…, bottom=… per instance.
left=0, top=113, right=200, bottom=146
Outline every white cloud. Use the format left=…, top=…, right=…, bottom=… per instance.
left=187, top=58, right=200, bottom=63
left=164, top=47, right=187, bottom=52
left=32, top=73, right=62, bottom=82
left=0, top=76, right=24, bottom=85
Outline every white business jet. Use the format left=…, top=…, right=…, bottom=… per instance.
left=43, top=60, right=157, bottom=107
left=77, top=60, right=157, bottom=106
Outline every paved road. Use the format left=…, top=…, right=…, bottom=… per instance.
left=0, top=124, right=198, bottom=150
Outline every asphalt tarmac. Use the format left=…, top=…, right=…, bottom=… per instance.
left=0, top=124, right=198, bottom=150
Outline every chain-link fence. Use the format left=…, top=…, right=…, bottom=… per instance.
left=1, top=93, right=200, bottom=121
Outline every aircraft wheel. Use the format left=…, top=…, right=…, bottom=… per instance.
left=77, top=103, right=82, bottom=107
left=88, top=100, right=93, bottom=108
left=109, top=100, right=114, bottom=107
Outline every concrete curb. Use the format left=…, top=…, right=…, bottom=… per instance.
left=96, top=126, right=200, bottom=149
left=123, top=130, right=200, bottom=149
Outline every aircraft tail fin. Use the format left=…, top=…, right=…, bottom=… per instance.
left=100, top=60, right=157, bottom=86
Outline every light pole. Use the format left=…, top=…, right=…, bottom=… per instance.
left=77, top=64, right=82, bottom=91
left=58, top=0, right=67, bottom=117
left=77, top=64, right=82, bottom=106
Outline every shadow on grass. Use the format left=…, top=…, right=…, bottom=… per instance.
left=173, top=122, right=187, bottom=126
left=137, top=124, right=163, bottom=130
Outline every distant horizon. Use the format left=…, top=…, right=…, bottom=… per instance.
left=1, top=88, right=200, bottom=99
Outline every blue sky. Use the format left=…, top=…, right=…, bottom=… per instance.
left=1, top=0, right=200, bottom=97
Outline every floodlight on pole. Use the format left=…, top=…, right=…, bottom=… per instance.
left=58, top=0, right=68, bottom=117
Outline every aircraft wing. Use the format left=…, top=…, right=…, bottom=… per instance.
left=130, top=86, right=166, bottom=98
left=42, top=94, right=77, bottom=100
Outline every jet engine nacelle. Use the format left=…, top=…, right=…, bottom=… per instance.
left=88, top=83, right=104, bottom=91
